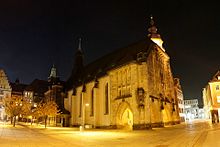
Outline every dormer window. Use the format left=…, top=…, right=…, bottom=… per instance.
left=137, top=52, right=147, bottom=62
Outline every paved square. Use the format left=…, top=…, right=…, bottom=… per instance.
left=0, top=120, right=219, bottom=147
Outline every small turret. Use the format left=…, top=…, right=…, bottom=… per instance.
left=148, top=16, right=165, bottom=51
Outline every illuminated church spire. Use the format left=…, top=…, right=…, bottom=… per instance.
left=49, top=64, right=57, bottom=78
left=148, top=16, right=165, bottom=51
left=78, top=37, right=82, bottom=52
left=75, top=37, right=84, bottom=66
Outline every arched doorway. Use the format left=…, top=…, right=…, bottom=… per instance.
left=121, top=108, right=133, bottom=130
left=116, top=102, right=133, bottom=130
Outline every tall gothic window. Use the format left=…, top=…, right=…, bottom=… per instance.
left=79, top=93, right=82, bottom=117
left=105, top=83, right=109, bottom=114
left=91, top=89, right=94, bottom=116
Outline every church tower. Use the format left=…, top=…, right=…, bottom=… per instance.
left=49, top=64, right=57, bottom=79
left=48, top=64, right=59, bottom=84
left=147, top=16, right=165, bottom=51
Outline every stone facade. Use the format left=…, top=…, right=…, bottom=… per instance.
left=174, top=78, right=185, bottom=122
left=0, top=69, right=12, bottom=120
left=65, top=17, right=180, bottom=129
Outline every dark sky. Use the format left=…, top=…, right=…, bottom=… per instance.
left=0, top=1, right=219, bottom=106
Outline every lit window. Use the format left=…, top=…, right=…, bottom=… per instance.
left=218, top=76, right=220, bottom=80
left=216, top=85, right=219, bottom=90
left=217, top=96, right=220, bottom=103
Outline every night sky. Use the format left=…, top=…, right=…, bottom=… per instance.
left=0, top=1, right=219, bottom=106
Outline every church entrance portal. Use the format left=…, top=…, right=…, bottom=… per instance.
left=116, top=102, right=133, bottom=130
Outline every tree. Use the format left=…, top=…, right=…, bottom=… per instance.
left=3, top=96, right=31, bottom=127
left=20, top=99, right=32, bottom=121
left=36, top=101, right=59, bottom=128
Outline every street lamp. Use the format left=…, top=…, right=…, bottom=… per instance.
left=81, top=103, right=89, bottom=131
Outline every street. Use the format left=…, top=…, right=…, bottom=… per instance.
left=0, top=120, right=219, bottom=147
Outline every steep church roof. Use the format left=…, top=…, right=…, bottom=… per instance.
left=67, top=37, right=156, bottom=89
left=85, top=38, right=153, bottom=78
left=67, top=16, right=165, bottom=89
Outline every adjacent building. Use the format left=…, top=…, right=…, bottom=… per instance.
left=0, top=69, right=12, bottom=120
left=184, top=99, right=199, bottom=121
left=45, top=65, right=70, bottom=127
left=174, top=78, right=185, bottom=122
left=65, top=17, right=180, bottom=130
left=24, top=78, right=49, bottom=107
left=203, top=70, right=220, bottom=123
left=10, top=79, right=27, bottom=101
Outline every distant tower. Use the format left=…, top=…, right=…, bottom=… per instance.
left=49, top=64, right=57, bottom=79
left=48, top=64, right=59, bottom=84
left=147, top=16, right=165, bottom=51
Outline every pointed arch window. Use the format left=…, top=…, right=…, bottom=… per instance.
left=105, top=83, right=109, bottom=114
left=91, top=89, right=94, bottom=116
left=79, top=93, right=82, bottom=117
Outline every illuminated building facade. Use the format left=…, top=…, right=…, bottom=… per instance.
left=184, top=99, right=199, bottom=121
left=24, top=79, right=48, bottom=107
left=65, top=17, right=180, bottom=129
left=0, top=69, right=11, bottom=120
left=174, top=78, right=185, bottom=122
left=203, top=71, right=220, bottom=123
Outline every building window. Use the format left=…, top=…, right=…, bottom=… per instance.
left=217, top=96, right=220, bottom=103
left=91, top=89, right=94, bottom=116
left=105, top=83, right=109, bottom=114
left=79, top=93, right=82, bottom=117
left=216, top=85, right=219, bottom=90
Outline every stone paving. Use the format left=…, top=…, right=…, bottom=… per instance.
left=0, top=120, right=220, bottom=147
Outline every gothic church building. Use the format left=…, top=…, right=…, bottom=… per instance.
left=65, top=17, right=180, bottom=129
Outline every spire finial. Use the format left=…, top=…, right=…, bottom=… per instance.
left=147, top=15, right=165, bottom=51
left=150, top=15, right=154, bottom=26
left=148, top=15, right=157, bottom=34
left=78, top=38, right=82, bottom=51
